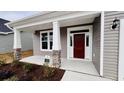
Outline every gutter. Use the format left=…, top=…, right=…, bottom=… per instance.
left=0, top=31, right=14, bottom=35
left=5, top=23, right=14, bottom=31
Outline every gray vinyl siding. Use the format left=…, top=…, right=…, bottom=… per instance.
left=92, top=16, right=101, bottom=74
left=0, top=34, right=14, bottom=53
left=103, top=11, right=124, bottom=80
left=0, top=31, right=33, bottom=54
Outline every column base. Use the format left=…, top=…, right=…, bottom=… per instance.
left=52, top=50, right=61, bottom=68
left=14, top=48, right=21, bottom=60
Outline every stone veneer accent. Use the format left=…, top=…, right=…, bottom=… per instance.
left=14, top=48, right=21, bottom=60
left=52, top=50, right=61, bottom=68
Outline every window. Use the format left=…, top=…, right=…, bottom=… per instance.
left=49, top=32, right=53, bottom=49
left=70, top=36, right=72, bottom=46
left=41, top=33, right=48, bottom=49
left=86, top=35, right=89, bottom=47
left=40, top=31, right=53, bottom=51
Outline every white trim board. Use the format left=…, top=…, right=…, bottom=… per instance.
left=118, top=19, right=124, bottom=81
left=9, top=12, right=100, bottom=29
left=67, top=25, right=93, bottom=61
left=100, top=12, right=104, bottom=76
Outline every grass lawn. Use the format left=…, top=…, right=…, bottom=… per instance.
left=0, top=61, right=65, bottom=81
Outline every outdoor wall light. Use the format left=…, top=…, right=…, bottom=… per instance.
left=112, top=18, right=120, bottom=30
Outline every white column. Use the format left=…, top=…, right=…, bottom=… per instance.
left=52, top=21, right=61, bottom=68
left=52, top=21, right=61, bottom=50
left=13, top=28, right=21, bottom=49
left=13, top=28, right=22, bottom=60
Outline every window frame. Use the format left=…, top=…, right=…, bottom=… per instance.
left=40, top=30, right=53, bottom=51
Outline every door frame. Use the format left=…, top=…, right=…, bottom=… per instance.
left=67, top=25, right=93, bottom=61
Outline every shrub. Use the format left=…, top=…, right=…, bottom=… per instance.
left=23, top=63, right=33, bottom=72
left=43, top=65, right=56, bottom=78
left=11, top=60, right=23, bottom=67
left=4, top=76, right=19, bottom=81
left=0, top=61, right=5, bottom=66
left=0, top=70, right=14, bottom=80
left=19, top=75, right=32, bottom=81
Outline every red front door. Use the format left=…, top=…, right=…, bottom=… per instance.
left=74, top=34, right=85, bottom=59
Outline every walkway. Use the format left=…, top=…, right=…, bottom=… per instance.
left=61, top=71, right=112, bottom=81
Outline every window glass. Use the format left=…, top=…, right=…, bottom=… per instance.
left=70, top=36, right=72, bottom=46
left=41, top=33, right=48, bottom=49
left=49, top=32, right=53, bottom=49
left=86, top=35, right=89, bottom=47
left=42, top=42, right=48, bottom=49
left=42, top=33, right=47, bottom=42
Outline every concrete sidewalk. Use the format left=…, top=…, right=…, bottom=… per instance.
left=61, top=71, right=112, bottom=81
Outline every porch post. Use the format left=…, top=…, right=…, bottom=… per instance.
left=52, top=21, right=61, bottom=68
left=13, top=28, right=22, bottom=60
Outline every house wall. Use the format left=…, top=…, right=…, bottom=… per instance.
left=0, top=31, right=33, bottom=54
left=92, top=16, right=101, bottom=74
left=21, top=31, right=33, bottom=51
left=103, top=11, right=123, bottom=80
left=0, top=34, right=14, bottom=53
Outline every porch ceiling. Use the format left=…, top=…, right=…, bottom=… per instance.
left=18, top=14, right=99, bottom=32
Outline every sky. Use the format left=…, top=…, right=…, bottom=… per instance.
left=0, top=11, right=40, bottom=21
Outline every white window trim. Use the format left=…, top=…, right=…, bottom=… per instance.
left=40, top=30, right=53, bottom=51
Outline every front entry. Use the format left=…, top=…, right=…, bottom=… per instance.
left=67, top=26, right=92, bottom=61
left=74, top=34, right=85, bottom=59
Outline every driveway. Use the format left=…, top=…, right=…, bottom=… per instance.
left=61, top=71, right=112, bottom=81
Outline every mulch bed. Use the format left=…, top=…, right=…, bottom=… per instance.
left=0, top=62, right=65, bottom=81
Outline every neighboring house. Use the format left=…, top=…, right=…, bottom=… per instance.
left=6, top=11, right=124, bottom=81
left=0, top=18, right=33, bottom=53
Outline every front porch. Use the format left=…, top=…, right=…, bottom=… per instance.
left=20, top=56, right=99, bottom=76
left=8, top=11, right=104, bottom=78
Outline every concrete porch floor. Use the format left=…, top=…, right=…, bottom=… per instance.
left=20, top=56, right=99, bottom=76
left=60, top=59, right=99, bottom=76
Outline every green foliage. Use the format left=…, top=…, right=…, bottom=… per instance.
left=43, top=65, right=56, bottom=78
left=11, top=60, right=23, bottom=67
left=23, top=63, right=33, bottom=72
left=0, top=61, right=5, bottom=66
